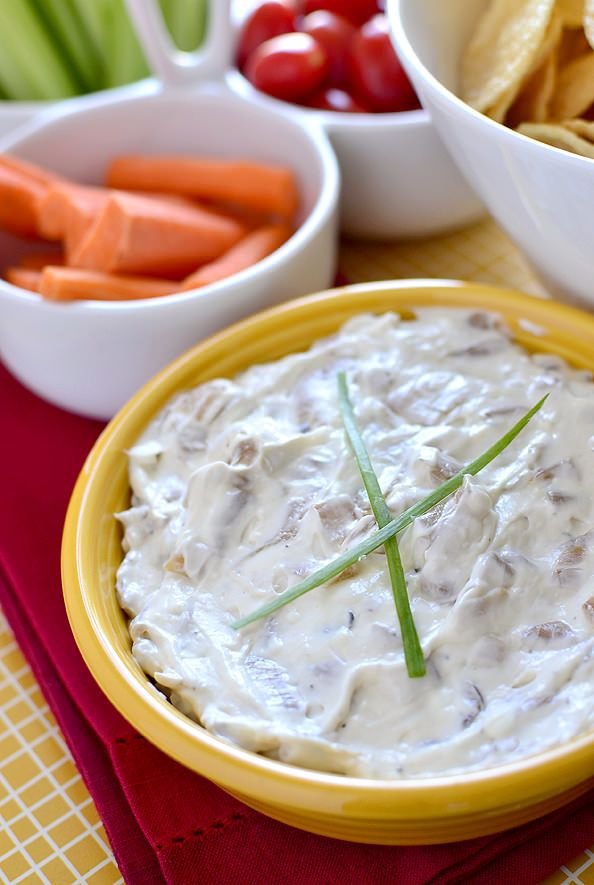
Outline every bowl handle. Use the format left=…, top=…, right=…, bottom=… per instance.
left=125, top=0, right=233, bottom=85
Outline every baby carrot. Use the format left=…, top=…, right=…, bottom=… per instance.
left=182, top=223, right=291, bottom=289
left=38, top=266, right=179, bottom=301
left=0, top=153, right=62, bottom=187
left=37, top=184, right=197, bottom=255
left=37, top=182, right=108, bottom=250
left=0, top=154, right=66, bottom=238
left=4, top=267, right=41, bottom=292
left=18, top=251, right=64, bottom=269
left=106, top=155, right=299, bottom=219
left=0, top=165, right=47, bottom=238
left=70, top=191, right=246, bottom=277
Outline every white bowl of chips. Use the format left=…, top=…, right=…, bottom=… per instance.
left=388, top=0, right=594, bottom=308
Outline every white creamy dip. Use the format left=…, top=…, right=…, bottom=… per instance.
left=116, top=309, right=594, bottom=778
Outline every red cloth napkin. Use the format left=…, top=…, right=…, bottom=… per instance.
left=3, top=361, right=594, bottom=885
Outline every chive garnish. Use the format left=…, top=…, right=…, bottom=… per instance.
left=337, top=372, right=425, bottom=678
left=232, top=393, right=548, bottom=634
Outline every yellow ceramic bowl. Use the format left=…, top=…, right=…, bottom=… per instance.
left=62, top=280, right=594, bottom=845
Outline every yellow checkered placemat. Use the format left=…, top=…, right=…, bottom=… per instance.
left=339, top=217, right=545, bottom=298
left=0, top=613, right=122, bottom=885
left=1, top=216, right=592, bottom=885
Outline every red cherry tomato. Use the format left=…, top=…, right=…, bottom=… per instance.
left=348, top=14, right=420, bottom=112
left=300, top=11, right=355, bottom=85
left=301, top=0, right=381, bottom=26
left=245, top=33, right=330, bottom=101
left=236, top=2, right=298, bottom=71
left=305, top=86, right=369, bottom=112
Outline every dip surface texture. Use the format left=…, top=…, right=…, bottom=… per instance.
left=116, top=310, right=594, bottom=778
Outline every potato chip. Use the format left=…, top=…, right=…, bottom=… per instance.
left=558, top=24, right=590, bottom=64
left=533, top=8, right=564, bottom=64
left=506, top=49, right=558, bottom=123
left=550, top=51, right=594, bottom=117
left=493, top=10, right=562, bottom=124
left=557, top=0, right=584, bottom=27
left=584, top=0, right=594, bottom=48
left=563, top=116, right=594, bottom=138
left=461, top=0, right=556, bottom=112
left=517, top=121, right=594, bottom=155
left=464, top=0, right=594, bottom=156
left=487, top=88, right=518, bottom=122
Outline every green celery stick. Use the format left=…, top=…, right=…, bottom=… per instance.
left=159, top=0, right=208, bottom=51
left=0, top=44, right=36, bottom=101
left=30, top=0, right=103, bottom=92
left=101, top=0, right=150, bottom=87
left=70, top=0, right=111, bottom=89
left=0, top=0, right=79, bottom=99
left=70, top=0, right=110, bottom=49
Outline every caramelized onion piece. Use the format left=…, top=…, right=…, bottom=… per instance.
left=524, top=620, right=575, bottom=641
left=582, top=596, right=594, bottom=623
left=462, top=681, right=486, bottom=728
left=230, top=436, right=260, bottom=466
left=430, top=452, right=460, bottom=484
left=553, top=531, right=594, bottom=585
left=466, top=311, right=502, bottom=330
left=315, top=496, right=357, bottom=543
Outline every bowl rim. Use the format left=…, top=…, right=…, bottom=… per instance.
left=387, top=0, right=594, bottom=168
left=0, top=76, right=157, bottom=114
left=0, top=86, right=339, bottom=313
left=227, top=0, right=429, bottom=130
left=226, top=68, right=429, bottom=130
left=62, top=279, right=594, bottom=817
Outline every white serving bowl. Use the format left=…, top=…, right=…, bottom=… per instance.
left=127, top=0, right=483, bottom=240
left=0, top=78, right=157, bottom=139
left=0, top=87, right=339, bottom=419
left=228, top=70, right=482, bottom=241
left=388, top=0, right=594, bottom=309
left=0, top=100, right=58, bottom=139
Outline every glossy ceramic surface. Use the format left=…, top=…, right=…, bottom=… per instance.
left=126, top=0, right=483, bottom=239
left=62, top=279, right=594, bottom=844
left=0, top=78, right=158, bottom=139
left=0, top=87, right=339, bottom=419
left=389, top=0, right=594, bottom=310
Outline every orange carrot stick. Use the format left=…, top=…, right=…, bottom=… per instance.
left=37, top=184, right=191, bottom=256
left=0, top=165, right=48, bottom=238
left=106, top=155, right=299, bottom=219
left=0, top=154, right=64, bottom=238
left=182, top=224, right=291, bottom=290
left=0, top=153, right=62, bottom=187
left=70, top=191, right=246, bottom=277
left=38, top=266, right=179, bottom=302
left=202, top=200, right=286, bottom=229
left=4, top=267, right=41, bottom=292
left=18, top=251, right=64, bottom=269
left=37, top=182, right=108, bottom=246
